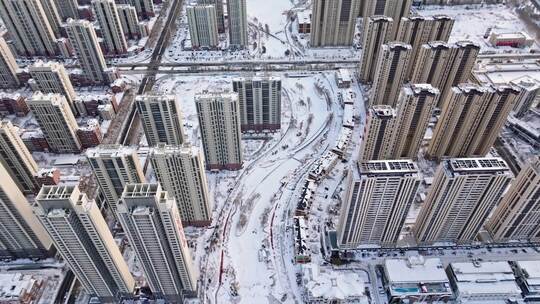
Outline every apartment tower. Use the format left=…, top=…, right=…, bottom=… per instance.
left=359, top=105, right=396, bottom=161
left=128, top=0, right=154, bottom=19
left=0, top=0, right=57, bottom=56
left=359, top=16, right=393, bottom=83
left=510, top=76, right=539, bottom=118
left=40, top=0, right=62, bottom=37
left=227, top=0, right=247, bottom=48
left=487, top=157, right=540, bottom=243
left=232, top=76, right=282, bottom=132
left=29, top=60, right=77, bottom=114
left=414, top=157, right=513, bottom=245
left=310, top=0, right=361, bottom=47
left=92, top=0, right=128, bottom=54
left=0, top=161, right=52, bottom=259
left=86, top=144, right=145, bottom=213
left=195, top=91, right=243, bottom=170
left=150, top=144, right=212, bottom=226
left=135, top=95, right=185, bottom=146
left=390, top=84, right=439, bottom=159
left=117, top=183, right=197, bottom=302
left=187, top=4, right=219, bottom=49
left=28, top=92, right=81, bottom=153
left=35, top=185, right=135, bottom=303
left=371, top=42, right=411, bottom=107
left=65, top=19, right=109, bottom=83
left=337, top=160, right=420, bottom=248
left=0, top=36, right=20, bottom=88
left=200, top=0, right=224, bottom=32
left=428, top=84, right=520, bottom=159
left=52, top=0, right=78, bottom=19
left=117, top=4, right=140, bottom=40
left=396, top=15, right=454, bottom=79
left=0, top=121, right=39, bottom=194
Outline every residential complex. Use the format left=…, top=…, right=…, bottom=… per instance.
left=0, top=161, right=52, bottom=259
left=487, top=156, right=540, bottom=243
left=150, top=144, right=212, bottom=226
left=35, top=185, right=135, bottom=303
left=117, top=183, right=197, bottom=302
left=0, top=120, right=39, bottom=194
left=187, top=4, right=219, bottom=49
left=135, top=94, right=185, bottom=146
left=371, top=42, right=411, bottom=107
left=310, top=0, right=361, bottom=47
left=227, top=0, right=247, bottom=48
left=27, top=92, right=81, bottom=153
left=428, top=84, right=521, bottom=159
left=0, top=0, right=57, bottom=56
left=65, top=19, right=109, bottom=83
left=28, top=60, right=77, bottom=114
left=92, top=0, right=128, bottom=54
left=0, top=36, right=20, bottom=88
left=414, top=158, right=513, bottom=244
left=337, top=160, right=420, bottom=248
left=232, top=76, right=282, bottom=132
left=195, top=90, right=243, bottom=170
left=86, top=145, right=145, bottom=213
left=359, top=16, right=393, bottom=83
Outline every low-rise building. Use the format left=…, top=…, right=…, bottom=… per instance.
left=0, top=273, right=44, bottom=304
left=34, top=168, right=61, bottom=187
left=335, top=69, right=352, bottom=88
left=0, top=93, right=30, bottom=116
left=383, top=257, right=453, bottom=303
left=297, top=10, right=311, bottom=34
left=302, top=264, right=368, bottom=304
left=489, top=32, right=535, bottom=48
left=293, top=216, right=311, bottom=263
left=448, top=261, right=522, bottom=303
left=511, top=261, right=540, bottom=302
left=77, top=119, right=102, bottom=149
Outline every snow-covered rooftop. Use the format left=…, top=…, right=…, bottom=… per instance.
left=303, top=264, right=367, bottom=301
left=385, top=257, right=449, bottom=283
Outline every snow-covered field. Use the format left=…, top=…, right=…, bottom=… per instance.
left=418, top=4, right=539, bottom=50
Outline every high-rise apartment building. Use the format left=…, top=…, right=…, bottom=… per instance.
left=150, top=144, right=212, bottom=226
left=310, top=0, right=361, bottom=47
left=227, top=0, right=247, bottom=48
left=428, top=84, right=520, bottom=159
left=0, top=121, right=39, bottom=194
left=510, top=76, right=539, bottom=118
left=359, top=16, right=393, bottom=83
left=396, top=15, right=454, bottom=79
left=86, top=144, right=145, bottom=213
left=414, top=157, right=512, bottom=245
left=413, top=40, right=480, bottom=106
left=35, top=185, right=135, bottom=303
left=52, top=0, right=78, bottom=19
left=0, top=161, right=52, bottom=259
left=128, top=0, right=154, bottom=19
left=390, top=84, right=439, bottom=159
left=487, top=157, right=540, bottom=243
left=0, top=36, right=20, bottom=89
left=92, top=0, right=128, bottom=54
left=117, top=4, right=140, bottom=40
left=117, top=183, right=197, bottom=302
left=135, top=95, right=185, bottom=146
left=28, top=92, right=81, bottom=153
left=29, top=60, right=77, bottom=114
left=65, top=19, right=108, bottom=83
left=359, top=105, right=396, bottom=161
left=195, top=91, right=243, bottom=170
left=362, top=0, right=412, bottom=40
left=200, top=0, right=224, bottom=33
left=40, top=0, right=62, bottom=37
left=0, top=0, right=57, bottom=56
left=232, top=76, right=282, bottom=132
left=187, top=4, right=219, bottom=49
left=371, top=42, right=411, bottom=107
left=337, top=160, right=420, bottom=248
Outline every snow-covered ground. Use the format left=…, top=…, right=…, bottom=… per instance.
left=151, top=70, right=364, bottom=303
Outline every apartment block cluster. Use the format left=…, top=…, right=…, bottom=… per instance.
left=0, top=0, right=155, bottom=86
left=186, top=0, right=248, bottom=49
left=302, top=0, right=540, bottom=253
